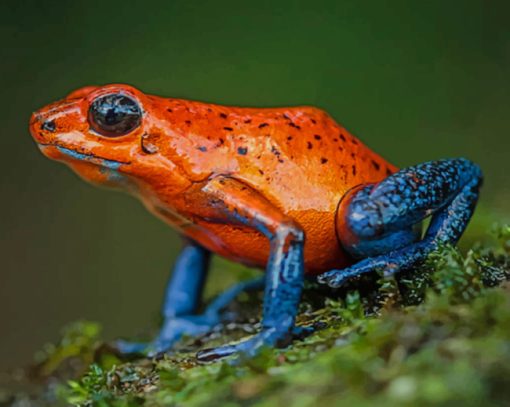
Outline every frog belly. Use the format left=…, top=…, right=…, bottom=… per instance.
left=186, top=211, right=353, bottom=274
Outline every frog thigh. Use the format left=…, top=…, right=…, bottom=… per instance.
left=320, top=158, right=483, bottom=287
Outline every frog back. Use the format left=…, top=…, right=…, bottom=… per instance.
left=148, top=97, right=397, bottom=272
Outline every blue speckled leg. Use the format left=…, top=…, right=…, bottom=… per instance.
left=116, top=240, right=264, bottom=356
left=319, top=158, right=483, bottom=287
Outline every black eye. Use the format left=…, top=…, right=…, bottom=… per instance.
left=88, top=94, right=142, bottom=137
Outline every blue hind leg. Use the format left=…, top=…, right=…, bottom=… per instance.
left=319, top=158, right=483, bottom=287
left=116, top=240, right=264, bottom=355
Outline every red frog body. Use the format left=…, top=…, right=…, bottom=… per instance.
left=31, top=84, right=396, bottom=274
left=29, top=84, right=481, bottom=360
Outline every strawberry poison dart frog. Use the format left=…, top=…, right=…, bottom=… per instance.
left=29, top=84, right=483, bottom=360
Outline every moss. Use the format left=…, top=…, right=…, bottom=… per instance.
left=3, top=225, right=510, bottom=406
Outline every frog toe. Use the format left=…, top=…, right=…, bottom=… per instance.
left=114, top=339, right=151, bottom=355
left=317, top=257, right=383, bottom=288
left=196, top=324, right=314, bottom=363
left=318, top=239, right=436, bottom=288
left=114, top=315, right=221, bottom=356
left=114, top=338, right=180, bottom=357
left=196, top=331, right=275, bottom=362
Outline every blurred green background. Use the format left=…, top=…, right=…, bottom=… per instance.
left=1, top=0, right=509, bottom=370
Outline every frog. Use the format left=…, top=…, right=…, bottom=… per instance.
left=29, top=84, right=483, bottom=361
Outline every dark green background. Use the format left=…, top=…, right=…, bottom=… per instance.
left=1, top=0, right=509, bottom=370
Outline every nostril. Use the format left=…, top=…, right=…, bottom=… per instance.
left=41, top=119, right=56, bottom=132
left=29, top=112, right=41, bottom=125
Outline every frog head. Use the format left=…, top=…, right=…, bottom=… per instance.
left=29, top=84, right=185, bottom=193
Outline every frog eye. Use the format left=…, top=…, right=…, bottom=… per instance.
left=88, top=93, right=142, bottom=137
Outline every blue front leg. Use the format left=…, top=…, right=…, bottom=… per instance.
left=319, top=158, right=483, bottom=287
left=191, top=177, right=308, bottom=362
left=197, top=224, right=305, bottom=361
left=162, top=240, right=210, bottom=318
left=116, top=240, right=264, bottom=355
left=116, top=240, right=210, bottom=354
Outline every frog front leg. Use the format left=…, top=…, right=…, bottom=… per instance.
left=116, top=240, right=264, bottom=356
left=319, top=158, right=483, bottom=287
left=184, top=176, right=307, bottom=361
left=116, top=240, right=210, bottom=355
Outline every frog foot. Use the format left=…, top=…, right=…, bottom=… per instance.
left=196, top=325, right=314, bottom=362
left=317, top=239, right=435, bottom=288
left=115, top=313, right=221, bottom=357
left=115, top=277, right=266, bottom=357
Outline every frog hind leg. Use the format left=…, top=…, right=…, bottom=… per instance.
left=318, top=158, right=483, bottom=288
left=115, top=240, right=264, bottom=356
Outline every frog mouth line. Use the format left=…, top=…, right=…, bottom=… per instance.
left=37, top=143, right=131, bottom=170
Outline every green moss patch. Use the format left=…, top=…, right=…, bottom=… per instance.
left=2, top=225, right=510, bottom=406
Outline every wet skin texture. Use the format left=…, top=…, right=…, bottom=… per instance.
left=29, top=84, right=483, bottom=360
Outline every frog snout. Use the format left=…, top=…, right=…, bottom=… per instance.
left=29, top=111, right=50, bottom=144
left=29, top=100, right=80, bottom=144
left=29, top=113, right=55, bottom=145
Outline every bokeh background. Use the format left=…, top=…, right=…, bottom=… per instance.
left=1, top=0, right=509, bottom=370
